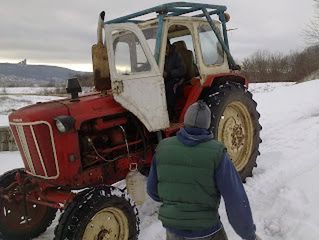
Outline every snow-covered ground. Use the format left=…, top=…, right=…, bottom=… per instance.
left=0, top=115, right=9, bottom=127
left=0, top=94, right=61, bottom=126
left=248, top=82, right=296, bottom=94
left=0, top=87, right=92, bottom=127
left=0, top=87, right=58, bottom=95
left=0, top=86, right=92, bottom=96
left=0, top=80, right=318, bottom=239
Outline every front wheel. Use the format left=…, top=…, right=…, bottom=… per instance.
left=0, top=169, right=57, bottom=240
left=205, top=82, right=262, bottom=181
left=54, top=185, right=139, bottom=240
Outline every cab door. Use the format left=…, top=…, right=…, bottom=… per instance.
left=104, top=23, right=169, bottom=131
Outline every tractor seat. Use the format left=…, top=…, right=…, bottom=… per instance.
left=173, top=41, right=197, bottom=83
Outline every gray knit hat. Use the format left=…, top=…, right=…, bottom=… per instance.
left=184, top=100, right=211, bottom=129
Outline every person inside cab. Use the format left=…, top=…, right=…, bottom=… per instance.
left=164, top=40, right=186, bottom=121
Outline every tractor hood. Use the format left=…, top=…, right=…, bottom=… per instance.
left=9, top=93, right=127, bottom=129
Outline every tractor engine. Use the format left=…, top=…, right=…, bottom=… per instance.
left=78, top=115, right=152, bottom=174
left=8, top=93, right=154, bottom=189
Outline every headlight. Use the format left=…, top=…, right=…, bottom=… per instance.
left=55, top=116, right=75, bottom=133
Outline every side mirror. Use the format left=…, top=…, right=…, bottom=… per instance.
left=66, top=78, right=82, bottom=100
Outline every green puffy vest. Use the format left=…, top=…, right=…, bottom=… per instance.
left=156, top=136, right=225, bottom=231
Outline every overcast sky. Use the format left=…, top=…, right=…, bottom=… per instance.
left=0, top=0, right=315, bottom=71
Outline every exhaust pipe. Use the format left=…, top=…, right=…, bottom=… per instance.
left=92, top=11, right=110, bottom=92
left=97, top=11, right=105, bottom=44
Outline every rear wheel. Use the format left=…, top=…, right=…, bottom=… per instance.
left=205, top=82, right=262, bottom=180
left=54, top=185, right=139, bottom=240
left=0, top=169, right=57, bottom=240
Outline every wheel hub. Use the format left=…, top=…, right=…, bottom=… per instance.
left=218, top=101, right=253, bottom=171
left=231, top=123, right=245, bottom=150
left=97, top=229, right=110, bottom=240
left=83, top=207, right=129, bottom=240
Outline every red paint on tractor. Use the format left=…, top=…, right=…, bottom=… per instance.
left=179, top=73, right=247, bottom=122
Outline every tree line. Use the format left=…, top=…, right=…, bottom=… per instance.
left=241, top=45, right=319, bottom=83
left=242, top=0, right=319, bottom=83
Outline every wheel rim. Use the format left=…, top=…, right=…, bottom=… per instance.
left=82, top=207, right=129, bottom=240
left=217, top=101, right=253, bottom=171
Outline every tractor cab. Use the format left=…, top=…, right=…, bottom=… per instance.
left=92, top=2, right=240, bottom=132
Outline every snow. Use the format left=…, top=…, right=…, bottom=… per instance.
left=0, top=94, right=61, bottom=127
left=0, top=87, right=92, bottom=95
left=248, top=82, right=296, bottom=94
left=0, top=95, right=61, bottom=114
left=0, top=87, right=92, bottom=127
left=0, top=80, right=318, bottom=239
left=240, top=79, right=319, bottom=240
left=0, top=115, right=8, bottom=127
left=0, top=87, right=57, bottom=95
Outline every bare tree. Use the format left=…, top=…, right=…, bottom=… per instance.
left=304, top=0, right=319, bottom=45
left=242, top=45, right=319, bottom=83
left=75, top=73, right=94, bottom=87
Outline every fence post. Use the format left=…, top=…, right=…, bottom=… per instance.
left=0, top=127, right=17, bottom=151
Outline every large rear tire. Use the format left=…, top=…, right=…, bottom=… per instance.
left=0, top=168, right=57, bottom=240
left=205, top=82, right=262, bottom=181
left=54, top=185, right=139, bottom=240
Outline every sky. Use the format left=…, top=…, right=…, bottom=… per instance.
left=0, top=0, right=315, bottom=72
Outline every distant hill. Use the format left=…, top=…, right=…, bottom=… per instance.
left=0, top=63, right=87, bottom=87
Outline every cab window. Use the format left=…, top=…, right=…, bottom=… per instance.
left=198, top=24, right=224, bottom=66
left=167, top=24, right=199, bottom=81
left=112, top=30, right=151, bottom=75
left=168, top=25, right=195, bottom=61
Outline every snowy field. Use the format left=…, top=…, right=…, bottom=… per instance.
left=0, top=87, right=91, bottom=127
left=0, top=95, right=61, bottom=126
left=0, top=80, right=318, bottom=239
left=247, top=82, right=295, bottom=94
left=0, top=87, right=92, bottom=95
left=0, top=87, right=58, bottom=95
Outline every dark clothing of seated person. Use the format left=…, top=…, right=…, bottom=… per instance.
left=164, top=41, right=186, bottom=120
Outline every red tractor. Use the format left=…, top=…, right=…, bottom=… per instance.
left=0, top=2, right=261, bottom=240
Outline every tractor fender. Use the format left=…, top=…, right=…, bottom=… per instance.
left=202, top=72, right=248, bottom=88
left=179, top=73, right=248, bottom=122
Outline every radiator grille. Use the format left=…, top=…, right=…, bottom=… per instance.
left=10, top=121, right=59, bottom=179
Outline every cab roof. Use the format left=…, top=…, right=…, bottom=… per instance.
left=105, top=2, right=227, bottom=24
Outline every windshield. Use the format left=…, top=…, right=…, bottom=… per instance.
left=198, top=24, right=224, bottom=65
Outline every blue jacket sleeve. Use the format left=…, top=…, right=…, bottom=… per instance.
left=147, top=156, right=161, bottom=202
left=215, top=153, right=256, bottom=240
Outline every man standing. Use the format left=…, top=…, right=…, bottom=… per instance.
left=164, top=40, right=185, bottom=120
left=147, top=100, right=258, bottom=240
